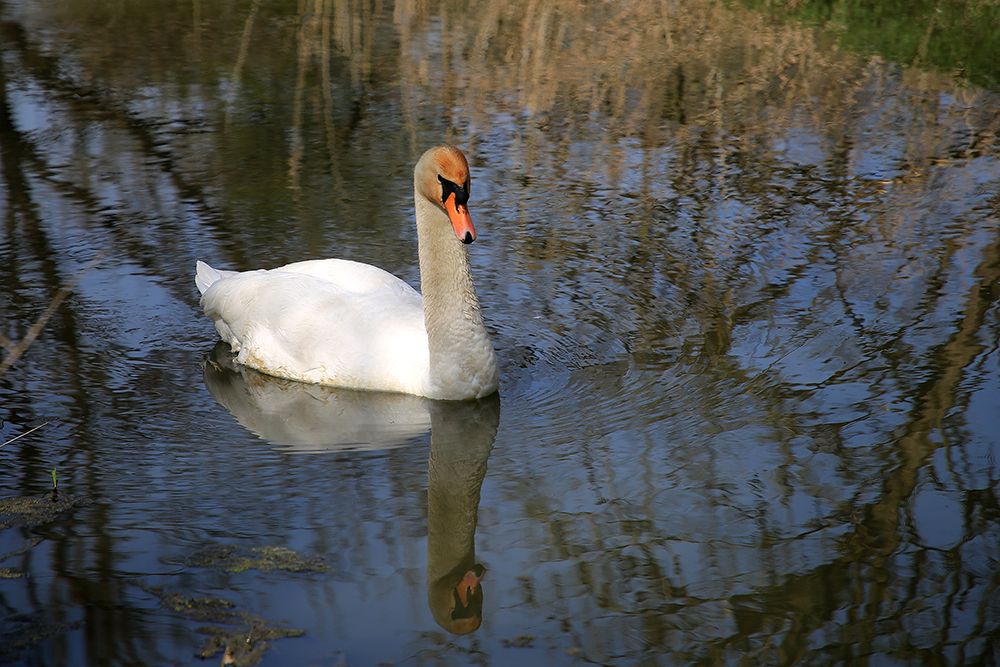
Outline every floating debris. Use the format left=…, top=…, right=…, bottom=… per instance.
left=501, top=634, right=535, bottom=648
left=196, top=623, right=305, bottom=665
left=142, top=587, right=305, bottom=667
left=189, top=544, right=330, bottom=574
left=145, top=587, right=256, bottom=625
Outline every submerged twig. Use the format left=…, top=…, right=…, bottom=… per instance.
left=0, top=253, right=104, bottom=379
left=0, top=422, right=50, bottom=449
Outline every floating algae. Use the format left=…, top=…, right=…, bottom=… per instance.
left=188, top=544, right=330, bottom=574
left=0, top=613, right=82, bottom=664
left=0, top=494, right=86, bottom=529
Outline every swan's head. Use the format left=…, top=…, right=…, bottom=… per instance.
left=416, top=146, right=477, bottom=244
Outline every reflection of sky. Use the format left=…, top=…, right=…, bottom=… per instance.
left=10, top=83, right=58, bottom=135
left=783, top=131, right=827, bottom=167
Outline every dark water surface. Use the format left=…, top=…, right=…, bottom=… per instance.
left=2, top=1, right=1000, bottom=665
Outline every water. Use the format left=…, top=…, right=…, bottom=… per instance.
left=2, top=1, right=1000, bottom=665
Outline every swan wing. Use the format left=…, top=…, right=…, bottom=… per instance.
left=199, top=260, right=430, bottom=394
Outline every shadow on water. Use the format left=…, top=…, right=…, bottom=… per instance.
left=1, top=0, right=1000, bottom=665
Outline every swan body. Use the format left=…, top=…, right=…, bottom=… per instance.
left=196, top=146, right=499, bottom=401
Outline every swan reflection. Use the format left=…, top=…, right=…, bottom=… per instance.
left=426, top=394, right=499, bottom=634
left=203, top=344, right=500, bottom=633
left=203, top=342, right=433, bottom=451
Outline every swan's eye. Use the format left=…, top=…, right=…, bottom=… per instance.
left=437, top=174, right=470, bottom=208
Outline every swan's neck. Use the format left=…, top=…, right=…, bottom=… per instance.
left=415, top=195, right=499, bottom=400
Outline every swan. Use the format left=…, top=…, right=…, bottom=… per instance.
left=195, top=146, right=499, bottom=401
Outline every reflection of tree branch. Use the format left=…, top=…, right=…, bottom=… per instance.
left=746, top=229, right=1000, bottom=662
left=512, top=220, right=1000, bottom=662
left=0, top=17, right=242, bottom=278
left=1, top=20, right=85, bottom=379
left=854, top=230, right=1000, bottom=557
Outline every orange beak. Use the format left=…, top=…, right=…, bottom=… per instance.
left=445, top=193, right=477, bottom=244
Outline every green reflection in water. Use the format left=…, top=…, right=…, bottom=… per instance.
left=738, top=0, right=1000, bottom=89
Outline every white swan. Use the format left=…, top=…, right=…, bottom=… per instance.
left=195, top=146, right=499, bottom=401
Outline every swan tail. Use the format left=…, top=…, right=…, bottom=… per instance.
left=195, top=260, right=231, bottom=295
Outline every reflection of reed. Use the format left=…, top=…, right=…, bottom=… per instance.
left=319, top=1, right=344, bottom=190
left=288, top=0, right=315, bottom=191
left=224, top=0, right=261, bottom=130
left=288, top=0, right=370, bottom=192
